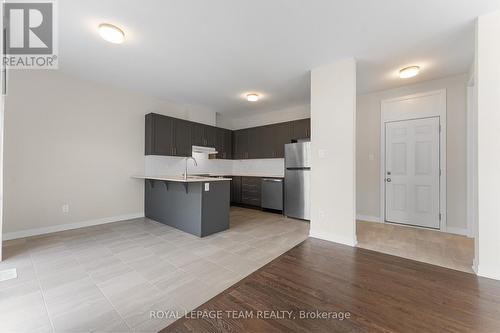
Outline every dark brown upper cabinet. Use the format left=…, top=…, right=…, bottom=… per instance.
left=273, top=122, right=293, bottom=158
left=145, top=113, right=174, bottom=155
left=172, top=118, right=192, bottom=157
left=204, top=126, right=217, bottom=148
left=233, top=129, right=250, bottom=159
left=292, top=118, right=311, bottom=140
left=190, top=122, right=205, bottom=147
left=145, top=113, right=310, bottom=159
left=216, top=128, right=232, bottom=159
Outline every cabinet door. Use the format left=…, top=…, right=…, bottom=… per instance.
left=145, top=113, right=155, bottom=155
left=257, top=126, right=275, bottom=159
left=215, top=128, right=225, bottom=159
left=173, top=119, right=192, bottom=157
left=190, top=123, right=205, bottom=147
left=154, top=115, right=174, bottom=155
left=204, top=126, right=217, bottom=147
left=224, top=129, right=232, bottom=159
left=231, top=176, right=242, bottom=203
left=292, top=118, right=311, bottom=140
left=247, top=127, right=262, bottom=159
left=274, top=122, right=292, bottom=158
left=233, top=129, right=249, bottom=159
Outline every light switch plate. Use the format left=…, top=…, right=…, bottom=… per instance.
left=204, top=183, right=210, bottom=191
left=318, top=149, right=327, bottom=158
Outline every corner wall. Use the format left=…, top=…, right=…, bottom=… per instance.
left=310, top=58, right=357, bottom=246
left=475, top=10, right=500, bottom=280
left=3, top=70, right=216, bottom=239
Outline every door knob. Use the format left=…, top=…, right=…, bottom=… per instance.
left=386, top=178, right=392, bottom=182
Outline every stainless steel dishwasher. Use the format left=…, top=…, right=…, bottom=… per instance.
left=261, top=178, right=284, bottom=211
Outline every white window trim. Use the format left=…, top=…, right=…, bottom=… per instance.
left=380, top=89, right=447, bottom=232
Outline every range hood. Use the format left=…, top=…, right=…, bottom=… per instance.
left=192, top=145, right=218, bottom=155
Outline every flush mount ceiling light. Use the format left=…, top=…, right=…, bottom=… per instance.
left=98, top=23, right=125, bottom=44
left=399, top=66, right=420, bottom=79
left=246, top=94, right=259, bottom=102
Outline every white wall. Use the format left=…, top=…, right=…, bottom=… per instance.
left=145, top=154, right=233, bottom=176
left=145, top=155, right=284, bottom=177
left=310, top=58, right=357, bottom=246
left=356, top=74, right=469, bottom=234
left=217, top=104, right=310, bottom=130
left=3, top=70, right=216, bottom=239
left=0, top=9, right=3, bottom=258
left=475, top=10, right=500, bottom=280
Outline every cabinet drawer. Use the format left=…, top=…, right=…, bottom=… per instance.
left=241, top=196, right=261, bottom=206
left=242, top=177, right=261, bottom=186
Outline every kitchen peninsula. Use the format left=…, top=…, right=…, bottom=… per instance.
left=133, top=175, right=231, bottom=237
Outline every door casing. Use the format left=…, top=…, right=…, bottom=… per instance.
left=380, top=90, right=447, bottom=232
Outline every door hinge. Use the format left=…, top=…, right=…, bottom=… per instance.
left=439, top=124, right=442, bottom=133
left=439, top=169, right=442, bottom=176
left=439, top=213, right=442, bottom=221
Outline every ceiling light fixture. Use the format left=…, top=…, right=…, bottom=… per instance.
left=399, top=66, right=420, bottom=79
left=98, top=23, right=125, bottom=44
left=246, top=94, right=259, bottom=102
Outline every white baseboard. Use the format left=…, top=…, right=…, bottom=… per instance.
left=309, top=230, right=357, bottom=247
left=2, top=212, right=145, bottom=241
left=356, top=214, right=381, bottom=223
left=477, top=264, right=500, bottom=281
left=446, top=226, right=469, bottom=237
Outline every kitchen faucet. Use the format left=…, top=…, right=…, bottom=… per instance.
left=183, top=156, right=198, bottom=180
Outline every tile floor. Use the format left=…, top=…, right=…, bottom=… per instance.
left=0, top=207, right=309, bottom=332
left=356, top=220, right=474, bottom=273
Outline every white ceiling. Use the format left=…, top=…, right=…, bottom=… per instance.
left=58, top=0, right=500, bottom=116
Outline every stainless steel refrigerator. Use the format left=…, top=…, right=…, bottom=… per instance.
left=284, top=141, right=311, bottom=220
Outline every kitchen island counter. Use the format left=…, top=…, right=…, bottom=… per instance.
left=134, top=175, right=230, bottom=237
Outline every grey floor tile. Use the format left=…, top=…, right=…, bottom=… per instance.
left=0, top=207, right=309, bottom=332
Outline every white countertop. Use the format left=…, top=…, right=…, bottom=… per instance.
left=193, top=173, right=284, bottom=178
left=132, top=175, right=231, bottom=182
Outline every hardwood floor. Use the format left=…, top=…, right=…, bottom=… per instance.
left=162, top=238, right=500, bottom=333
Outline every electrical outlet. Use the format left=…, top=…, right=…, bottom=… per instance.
left=318, top=209, right=325, bottom=220
left=62, top=204, right=70, bottom=214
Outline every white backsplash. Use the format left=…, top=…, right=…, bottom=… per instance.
left=145, top=154, right=284, bottom=177
left=232, top=158, right=284, bottom=176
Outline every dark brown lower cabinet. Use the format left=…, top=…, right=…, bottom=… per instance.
left=241, top=177, right=261, bottom=207
left=230, top=176, right=262, bottom=208
left=230, top=176, right=241, bottom=204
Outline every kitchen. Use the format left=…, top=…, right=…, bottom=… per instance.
left=135, top=112, right=311, bottom=237
left=3, top=1, right=499, bottom=332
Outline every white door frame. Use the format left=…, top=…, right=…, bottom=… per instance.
left=380, top=89, right=447, bottom=232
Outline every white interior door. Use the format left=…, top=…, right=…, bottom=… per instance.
left=385, top=117, right=440, bottom=229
